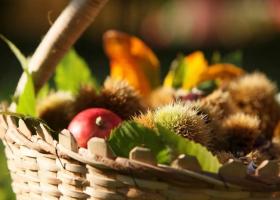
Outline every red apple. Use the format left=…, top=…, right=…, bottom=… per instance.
left=68, top=108, right=122, bottom=148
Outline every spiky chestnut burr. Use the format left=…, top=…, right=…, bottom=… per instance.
left=146, top=87, right=175, bottom=108
left=98, top=77, right=146, bottom=120
left=213, top=113, right=260, bottom=157
left=193, top=101, right=222, bottom=124
left=37, top=92, right=75, bottom=131
left=192, top=101, right=225, bottom=151
left=133, top=101, right=220, bottom=132
left=73, top=84, right=99, bottom=114
left=228, top=72, right=280, bottom=140
left=133, top=110, right=155, bottom=129
left=272, top=120, right=280, bottom=144
left=200, top=89, right=238, bottom=118
left=153, top=102, right=212, bottom=147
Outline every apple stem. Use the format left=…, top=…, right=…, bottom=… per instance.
left=96, top=116, right=105, bottom=128
left=14, top=0, right=108, bottom=98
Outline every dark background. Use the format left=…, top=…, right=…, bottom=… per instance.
left=1, top=0, right=280, bottom=100
left=1, top=0, right=280, bottom=199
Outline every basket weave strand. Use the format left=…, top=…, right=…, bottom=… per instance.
left=1, top=114, right=280, bottom=200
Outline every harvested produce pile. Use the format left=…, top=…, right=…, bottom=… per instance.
left=2, top=0, right=280, bottom=197
left=3, top=30, right=280, bottom=174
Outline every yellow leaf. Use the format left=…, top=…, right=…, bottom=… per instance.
left=199, top=63, right=245, bottom=84
left=164, top=51, right=245, bottom=90
left=103, top=30, right=160, bottom=96
left=163, top=70, right=175, bottom=87
left=182, top=51, right=208, bottom=89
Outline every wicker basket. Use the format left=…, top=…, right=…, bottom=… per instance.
left=1, top=113, right=280, bottom=200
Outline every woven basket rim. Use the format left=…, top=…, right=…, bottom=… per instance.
left=1, top=112, right=280, bottom=192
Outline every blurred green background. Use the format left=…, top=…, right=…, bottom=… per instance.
left=1, top=0, right=280, bottom=199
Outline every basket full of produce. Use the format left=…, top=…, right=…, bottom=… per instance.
left=2, top=0, right=280, bottom=199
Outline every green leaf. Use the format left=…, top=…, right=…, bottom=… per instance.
left=197, top=80, right=218, bottom=95
left=37, top=83, right=50, bottom=100
left=0, top=35, right=27, bottom=69
left=0, top=143, right=15, bottom=200
left=54, top=49, right=99, bottom=94
left=16, top=73, right=36, bottom=116
left=157, top=125, right=221, bottom=173
left=108, top=121, right=165, bottom=158
left=211, top=51, right=221, bottom=64
left=156, top=147, right=173, bottom=164
left=222, top=50, right=243, bottom=66
left=108, top=121, right=221, bottom=173
left=211, top=50, right=243, bottom=66
left=170, top=54, right=187, bottom=88
left=0, top=35, right=36, bottom=116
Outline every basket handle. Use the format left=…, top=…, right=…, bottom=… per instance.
left=14, top=0, right=108, bottom=98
